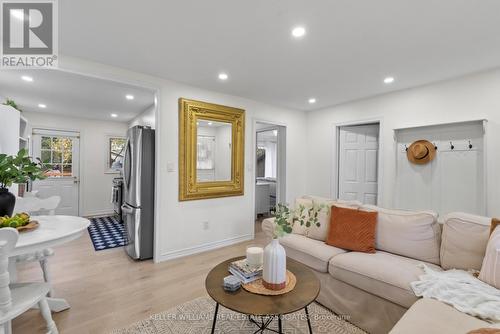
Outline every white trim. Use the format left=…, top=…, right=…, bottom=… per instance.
left=393, top=118, right=488, bottom=132
left=158, top=234, right=253, bottom=262
left=83, top=210, right=115, bottom=218
left=32, top=128, right=80, bottom=137
left=332, top=117, right=385, bottom=205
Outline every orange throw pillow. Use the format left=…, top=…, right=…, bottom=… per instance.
left=326, top=205, right=378, bottom=253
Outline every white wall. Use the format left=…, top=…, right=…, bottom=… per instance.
left=23, top=111, right=129, bottom=216
left=129, top=104, right=156, bottom=129
left=58, top=56, right=308, bottom=262
left=306, top=69, right=500, bottom=217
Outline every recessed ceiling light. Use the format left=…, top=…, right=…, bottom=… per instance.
left=218, top=73, right=228, bottom=80
left=208, top=122, right=213, bottom=126
left=38, top=103, right=46, bottom=109
left=125, top=94, right=134, bottom=100
left=21, top=75, right=33, bottom=82
left=291, top=26, right=306, bottom=38
left=110, top=113, right=118, bottom=118
left=308, top=98, right=316, bottom=104
left=384, top=76, right=395, bottom=84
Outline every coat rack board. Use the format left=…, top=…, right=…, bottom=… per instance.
left=394, top=120, right=486, bottom=216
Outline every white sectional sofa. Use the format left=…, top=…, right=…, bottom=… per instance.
left=262, top=195, right=495, bottom=334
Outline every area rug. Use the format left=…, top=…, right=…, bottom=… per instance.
left=87, top=215, right=126, bottom=251
left=110, top=297, right=366, bottom=334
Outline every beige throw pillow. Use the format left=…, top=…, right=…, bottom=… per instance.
left=441, top=212, right=491, bottom=271
left=479, top=226, right=500, bottom=289
left=362, top=205, right=441, bottom=265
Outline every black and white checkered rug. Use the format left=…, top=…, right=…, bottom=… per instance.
left=87, top=215, right=126, bottom=251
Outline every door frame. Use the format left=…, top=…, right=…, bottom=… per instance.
left=31, top=66, right=161, bottom=261
left=31, top=127, right=81, bottom=215
left=332, top=117, right=384, bottom=205
left=252, top=119, right=287, bottom=220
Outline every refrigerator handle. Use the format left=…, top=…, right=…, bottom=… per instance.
left=122, top=138, right=131, bottom=189
left=121, top=203, right=134, bottom=214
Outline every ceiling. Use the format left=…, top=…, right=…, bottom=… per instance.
left=58, top=0, right=500, bottom=111
left=0, top=70, right=155, bottom=121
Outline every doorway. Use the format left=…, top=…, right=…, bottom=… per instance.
left=337, top=123, right=380, bottom=205
left=255, top=122, right=286, bottom=219
left=31, top=128, right=80, bottom=215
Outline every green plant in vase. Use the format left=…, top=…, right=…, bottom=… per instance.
left=0, top=149, right=46, bottom=217
left=2, top=98, right=22, bottom=112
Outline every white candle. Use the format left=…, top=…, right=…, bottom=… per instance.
left=246, top=246, right=264, bottom=267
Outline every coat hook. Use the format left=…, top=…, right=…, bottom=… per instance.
left=405, top=144, right=408, bottom=152
left=433, top=142, right=438, bottom=150
left=450, top=141, right=455, bottom=150
left=468, top=140, right=473, bottom=149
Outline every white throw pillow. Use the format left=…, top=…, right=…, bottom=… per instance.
left=479, top=226, right=500, bottom=289
left=291, top=198, right=313, bottom=235
left=441, top=212, right=491, bottom=270
left=362, top=205, right=441, bottom=265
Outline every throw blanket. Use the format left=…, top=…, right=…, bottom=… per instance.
left=411, top=264, right=500, bottom=321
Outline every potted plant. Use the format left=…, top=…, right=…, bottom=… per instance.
left=0, top=149, right=46, bottom=217
left=2, top=98, right=22, bottom=112
left=263, top=203, right=325, bottom=290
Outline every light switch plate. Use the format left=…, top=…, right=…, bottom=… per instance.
left=167, top=163, right=175, bottom=172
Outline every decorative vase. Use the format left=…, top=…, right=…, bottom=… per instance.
left=0, top=188, right=15, bottom=217
left=263, top=238, right=287, bottom=290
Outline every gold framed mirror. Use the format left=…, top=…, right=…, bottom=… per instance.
left=179, top=98, right=245, bottom=201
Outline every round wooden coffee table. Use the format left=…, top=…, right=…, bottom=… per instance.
left=205, top=256, right=320, bottom=334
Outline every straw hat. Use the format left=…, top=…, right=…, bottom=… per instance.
left=407, top=140, right=436, bottom=165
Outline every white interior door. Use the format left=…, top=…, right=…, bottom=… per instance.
left=338, top=124, right=379, bottom=204
left=31, top=129, right=80, bottom=215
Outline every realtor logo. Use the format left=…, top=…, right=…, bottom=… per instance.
left=1, top=0, right=58, bottom=68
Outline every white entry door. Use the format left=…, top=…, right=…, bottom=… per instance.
left=32, top=129, right=80, bottom=215
left=338, top=124, right=379, bottom=204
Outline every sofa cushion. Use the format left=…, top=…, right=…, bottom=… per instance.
left=441, top=212, right=491, bottom=270
left=361, top=205, right=441, bottom=265
left=479, top=225, right=500, bottom=289
left=280, top=234, right=346, bottom=273
left=389, top=298, right=489, bottom=334
left=329, top=251, right=442, bottom=308
left=326, top=205, right=378, bottom=253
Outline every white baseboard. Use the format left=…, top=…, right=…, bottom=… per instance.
left=157, top=234, right=253, bottom=262
left=83, top=210, right=116, bottom=218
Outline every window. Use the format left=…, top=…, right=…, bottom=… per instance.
left=40, top=136, right=73, bottom=177
left=108, top=137, right=126, bottom=171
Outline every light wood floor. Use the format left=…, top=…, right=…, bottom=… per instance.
left=13, top=222, right=265, bottom=334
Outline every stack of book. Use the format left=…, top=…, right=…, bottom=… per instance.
left=228, top=259, right=263, bottom=284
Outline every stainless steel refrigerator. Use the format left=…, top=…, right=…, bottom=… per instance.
left=122, top=126, right=155, bottom=260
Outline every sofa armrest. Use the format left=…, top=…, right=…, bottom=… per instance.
left=261, top=217, right=276, bottom=243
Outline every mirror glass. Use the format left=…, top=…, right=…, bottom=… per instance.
left=256, top=129, right=278, bottom=179
left=197, top=120, right=232, bottom=182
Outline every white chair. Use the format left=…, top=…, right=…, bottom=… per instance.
left=0, top=228, right=58, bottom=334
left=13, top=196, right=61, bottom=297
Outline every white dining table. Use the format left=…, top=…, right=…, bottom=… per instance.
left=8, top=215, right=90, bottom=312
